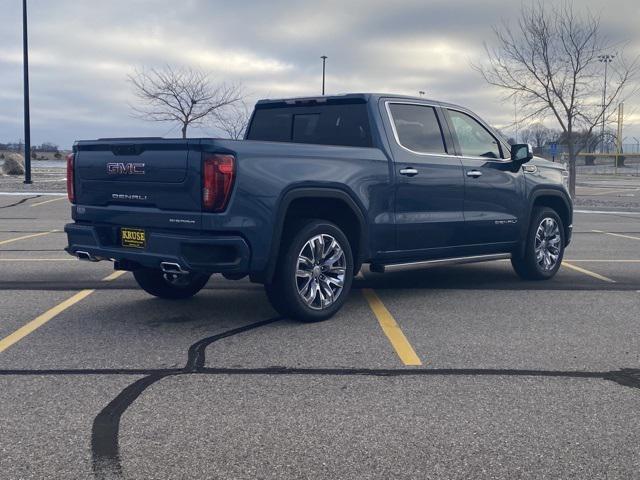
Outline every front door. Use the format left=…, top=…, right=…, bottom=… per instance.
left=383, top=101, right=466, bottom=256
left=445, top=108, right=525, bottom=246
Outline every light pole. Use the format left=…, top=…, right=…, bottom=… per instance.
left=514, top=96, right=518, bottom=144
left=23, top=0, right=32, bottom=184
left=320, top=56, right=327, bottom=96
left=598, top=53, right=615, bottom=153
left=418, top=91, right=425, bottom=97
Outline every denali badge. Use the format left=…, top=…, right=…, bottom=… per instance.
left=112, top=193, right=148, bottom=201
left=107, top=162, right=145, bottom=175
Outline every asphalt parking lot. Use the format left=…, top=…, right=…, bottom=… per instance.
left=1, top=190, right=640, bottom=479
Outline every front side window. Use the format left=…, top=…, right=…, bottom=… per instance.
left=388, top=104, right=446, bottom=154
left=448, top=110, right=501, bottom=159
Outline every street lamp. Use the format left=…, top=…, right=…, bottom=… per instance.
left=320, top=56, right=327, bottom=96
left=598, top=53, right=616, bottom=153
left=22, top=0, right=31, bottom=184
left=418, top=91, right=425, bottom=97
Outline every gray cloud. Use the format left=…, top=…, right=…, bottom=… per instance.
left=1, top=0, right=638, bottom=147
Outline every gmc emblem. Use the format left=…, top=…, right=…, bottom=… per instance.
left=107, top=162, right=145, bottom=175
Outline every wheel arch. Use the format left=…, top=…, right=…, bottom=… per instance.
left=260, top=187, right=368, bottom=284
left=518, top=188, right=573, bottom=257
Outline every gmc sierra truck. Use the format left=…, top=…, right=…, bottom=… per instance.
left=65, top=93, right=572, bottom=321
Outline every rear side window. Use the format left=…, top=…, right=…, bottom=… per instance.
left=247, top=103, right=372, bottom=147
left=388, top=103, right=447, bottom=154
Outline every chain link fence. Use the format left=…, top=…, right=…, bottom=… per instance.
left=534, top=143, right=640, bottom=176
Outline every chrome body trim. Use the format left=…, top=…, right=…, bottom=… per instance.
left=372, top=253, right=511, bottom=273
left=384, top=101, right=453, bottom=158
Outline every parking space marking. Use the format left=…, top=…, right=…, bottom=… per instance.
left=102, top=270, right=127, bottom=281
left=0, top=289, right=95, bottom=353
left=362, top=288, right=422, bottom=366
left=0, top=230, right=59, bottom=246
left=0, top=258, right=75, bottom=262
left=562, top=262, right=616, bottom=283
left=592, top=229, right=640, bottom=241
left=30, top=197, right=67, bottom=207
left=582, top=188, right=639, bottom=196
left=0, top=270, right=127, bottom=354
left=565, top=259, right=640, bottom=263
left=574, top=209, right=640, bottom=215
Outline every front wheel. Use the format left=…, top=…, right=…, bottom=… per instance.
left=133, top=268, right=210, bottom=299
left=511, top=207, right=565, bottom=280
left=265, top=219, right=354, bottom=322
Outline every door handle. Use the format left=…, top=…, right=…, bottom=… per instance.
left=399, top=167, right=419, bottom=177
left=466, top=170, right=482, bottom=178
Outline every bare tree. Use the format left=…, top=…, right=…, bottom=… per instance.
left=475, top=1, right=638, bottom=196
left=521, top=123, right=552, bottom=148
left=213, top=102, right=252, bottom=140
left=128, top=66, right=244, bottom=138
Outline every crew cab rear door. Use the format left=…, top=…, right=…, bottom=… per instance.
left=382, top=100, right=466, bottom=254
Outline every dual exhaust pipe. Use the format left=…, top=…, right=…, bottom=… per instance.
left=75, top=251, right=188, bottom=275
left=160, top=262, right=189, bottom=275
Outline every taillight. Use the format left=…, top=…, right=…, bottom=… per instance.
left=66, top=153, right=75, bottom=203
left=202, top=153, right=235, bottom=212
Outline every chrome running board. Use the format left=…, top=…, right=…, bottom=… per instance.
left=370, top=253, right=511, bottom=274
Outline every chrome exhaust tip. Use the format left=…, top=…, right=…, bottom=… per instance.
left=76, top=250, right=100, bottom=262
left=160, top=262, right=189, bottom=275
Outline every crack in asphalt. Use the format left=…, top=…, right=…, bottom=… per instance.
left=0, top=196, right=40, bottom=209
left=1, top=367, right=638, bottom=385
left=0, top=320, right=638, bottom=479
left=90, top=316, right=282, bottom=479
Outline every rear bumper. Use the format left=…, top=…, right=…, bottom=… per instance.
left=64, top=223, right=250, bottom=274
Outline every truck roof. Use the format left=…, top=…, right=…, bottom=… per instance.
left=255, top=93, right=463, bottom=110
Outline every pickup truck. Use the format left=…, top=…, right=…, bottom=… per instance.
left=65, top=93, right=572, bottom=322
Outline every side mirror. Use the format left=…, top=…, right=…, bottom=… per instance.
left=511, top=143, right=533, bottom=166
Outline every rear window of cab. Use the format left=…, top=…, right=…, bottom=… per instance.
left=247, top=102, right=373, bottom=148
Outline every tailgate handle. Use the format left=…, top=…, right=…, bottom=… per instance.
left=111, top=145, right=144, bottom=156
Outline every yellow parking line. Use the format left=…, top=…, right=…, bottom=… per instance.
left=102, top=270, right=127, bottom=282
left=592, top=229, right=640, bottom=241
left=0, top=230, right=59, bottom=246
left=0, top=258, right=75, bottom=261
left=563, top=262, right=616, bottom=283
left=565, top=259, right=640, bottom=263
left=0, top=269, right=127, bottom=354
left=584, top=188, right=638, bottom=196
left=362, top=288, right=422, bottom=366
left=30, top=197, right=67, bottom=207
left=0, top=289, right=94, bottom=353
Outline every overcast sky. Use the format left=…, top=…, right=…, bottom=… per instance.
left=1, top=0, right=639, bottom=148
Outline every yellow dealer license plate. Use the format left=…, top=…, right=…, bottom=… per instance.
left=120, top=227, right=146, bottom=249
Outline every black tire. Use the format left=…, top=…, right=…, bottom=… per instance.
left=264, top=219, right=354, bottom=322
left=133, top=268, right=210, bottom=299
left=511, top=207, right=565, bottom=280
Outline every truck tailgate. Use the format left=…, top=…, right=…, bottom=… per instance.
left=74, top=139, right=201, bottom=213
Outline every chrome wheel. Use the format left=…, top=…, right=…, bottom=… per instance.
left=296, top=234, right=346, bottom=310
left=535, top=217, right=561, bottom=271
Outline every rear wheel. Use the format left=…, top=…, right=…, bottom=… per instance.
left=133, top=268, right=210, bottom=299
left=265, top=219, right=354, bottom=322
left=511, top=207, right=565, bottom=280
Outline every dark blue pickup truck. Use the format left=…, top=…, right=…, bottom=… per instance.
left=65, top=93, right=572, bottom=321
